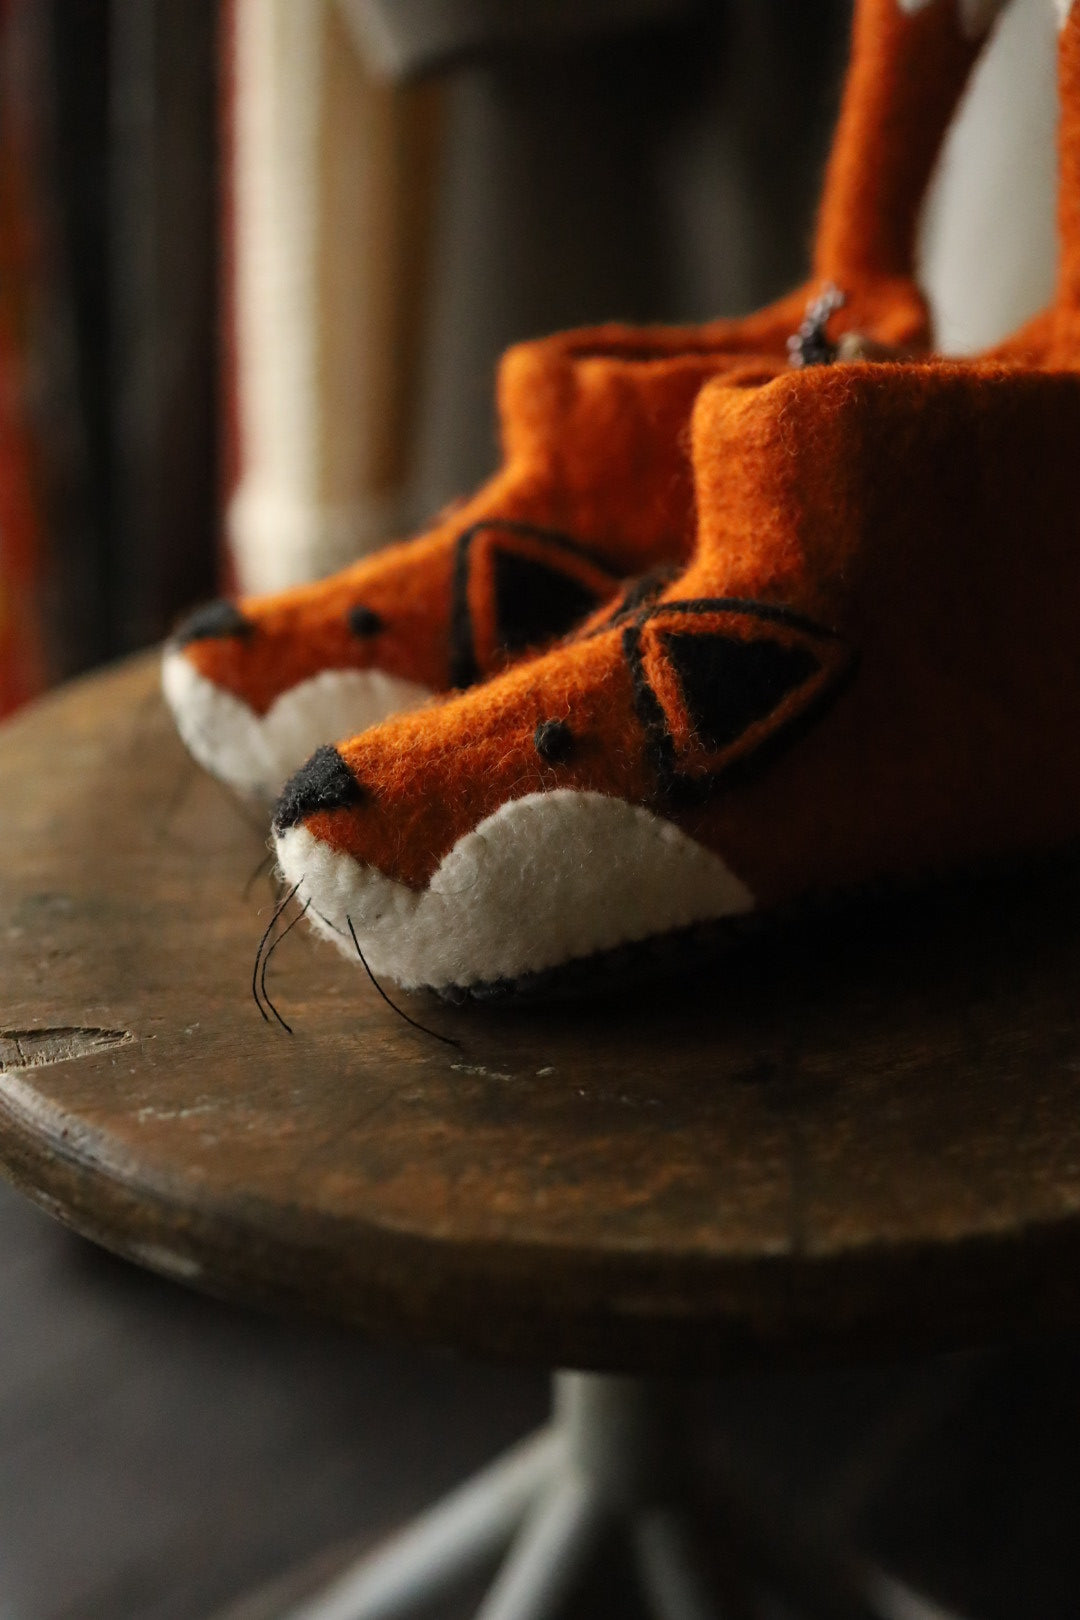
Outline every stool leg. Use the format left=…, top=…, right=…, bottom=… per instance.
left=272, top=1369, right=960, bottom=1620
left=709, top=1468, right=966, bottom=1620
left=280, top=1427, right=563, bottom=1620
left=633, top=1507, right=726, bottom=1620
left=473, top=1472, right=606, bottom=1620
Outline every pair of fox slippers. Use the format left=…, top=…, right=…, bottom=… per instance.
left=160, top=329, right=778, bottom=802
left=160, top=517, right=624, bottom=803
left=272, top=362, right=1080, bottom=997
left=161, top=269, right=928, bottom=803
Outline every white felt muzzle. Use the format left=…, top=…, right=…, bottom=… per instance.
left=161, top=651, right=434, bottom=801
left=274, top=788, right=756, bottom=991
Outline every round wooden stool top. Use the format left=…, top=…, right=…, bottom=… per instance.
left=1, top=655, right=1080, bottom=1372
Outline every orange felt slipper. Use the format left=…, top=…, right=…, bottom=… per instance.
left=163, top=0, right=1000, bottom=802
left=272, top=355, right=1080, bottom=995
left=269, top=5, right=1080, bottom=995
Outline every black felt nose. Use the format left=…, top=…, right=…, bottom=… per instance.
left=273, top=745, right=365, bottom=830
left=172, top=599, right=253, bottom=646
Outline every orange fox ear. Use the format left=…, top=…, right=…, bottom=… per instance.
left=628, top=599, right=857, bottom=800
left=449, top=520, right=620, bottom=689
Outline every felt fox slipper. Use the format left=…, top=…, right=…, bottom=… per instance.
left=163, top=0, right=1002, bottom=802
left=163, top=341, right=759, bottom=801
left=271, top=356, right=1080, bottom=996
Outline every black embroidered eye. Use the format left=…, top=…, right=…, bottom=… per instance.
left=347, top=604, right=384, bottom=637
left=534, top=719, right=573, bottom=764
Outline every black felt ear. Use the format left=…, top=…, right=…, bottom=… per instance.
left=660, top=630, right=820, bottom=750
left=493, top=550, right=602, bottom=653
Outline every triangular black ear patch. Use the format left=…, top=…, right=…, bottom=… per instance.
left=660, top=630, right=820, bottom=751
left=493, top=549, right=602, bottom=654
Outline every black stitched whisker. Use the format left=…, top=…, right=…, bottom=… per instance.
left=346, top=916, right=461, bottom=1049
left=252, top=882, right=300, bottom=1024
left=260, top=899, right=310, bottom=1035
left=242, top=849, right=275, bottom=900
left=311, top=905, right=347, bottom=939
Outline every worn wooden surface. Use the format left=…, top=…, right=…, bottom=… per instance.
left=3, top=653, right=1080, bottom=1370
left=8, top=1169, right=1080, bottom=1620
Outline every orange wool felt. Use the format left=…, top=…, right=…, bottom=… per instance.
left=271, top=1, right=1080, bottom=991
left=1055, top=4, right=1080, bottom=358
left=181, top=339, right=734, bottom=713
left=164, top=0, right=997, bottom=804
left=274, top=355, right=1080, bottom=991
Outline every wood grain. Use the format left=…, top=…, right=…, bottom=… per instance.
left=2, top=653, right=1080, bottom=1370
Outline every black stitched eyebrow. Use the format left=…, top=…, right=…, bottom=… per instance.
left=645, top=597, right=844, bottom=640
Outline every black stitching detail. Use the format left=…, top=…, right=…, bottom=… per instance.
left=447, top=520, right=619, bottom=691
left=448, top=531, right=479, bottom=689
left=645, top=597, right=845, bottom=640
left=615, top=566, right=677, bottom=618
left=623, top=607, right=857, bottom=809
left=534, top=719, right=574, bottom=764
left=660, top=629, right=820, bottom=751
left=466, top=519, right=616, bottom=568
left=623, top=623, right=677, bottom=794
left=579, top=565, right=679, bottom=639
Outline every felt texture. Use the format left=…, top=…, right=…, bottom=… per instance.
left=174, top=338, right=734, bottom=721
left=814, top=0, right=987, bottom=297
left=168, top=0, right=992, bottom=796
left=270, top=3, right=1080, bottom=990
left=161, top=652, right=433, bottom=801
left=1056, top=2, right=1080, bottom=357
left=273, top=359, right=1080, bottom=986
left=276, top=792, right=754, bottom=991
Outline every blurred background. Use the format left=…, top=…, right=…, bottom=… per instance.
left=0, top=2, right=1076, bottom=1617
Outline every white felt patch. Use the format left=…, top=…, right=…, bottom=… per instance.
left=161, top=651, right=434, bottom=801
left=1057, top=0, right=1076, bottom=25
left=897, top=0, right=1007, bottom=37
left=275, top=788, right=756, bottom=991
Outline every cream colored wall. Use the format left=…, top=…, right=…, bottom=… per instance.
left=919, top=0, right=1059, bottom=352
